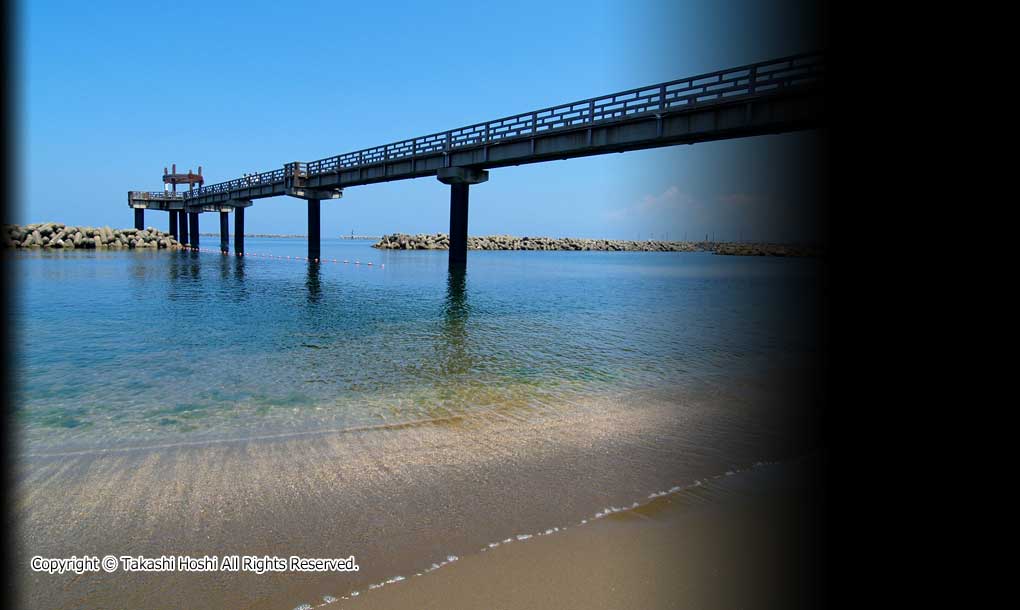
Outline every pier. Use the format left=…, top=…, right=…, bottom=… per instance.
left=127, top=52, right=826, bottom=268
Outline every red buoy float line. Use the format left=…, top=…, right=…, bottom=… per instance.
left=180, top=246, right=385, bottom=269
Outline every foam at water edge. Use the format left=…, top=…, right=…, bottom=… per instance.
left=298, top=458, right=783, bottom=608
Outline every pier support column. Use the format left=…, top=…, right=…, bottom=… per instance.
left=308, top=199, right=321, bottom=262
left=284, top=184, right=341, bottom=262
left=235, top=207, right=245, bottom=255
left=219, top=211, right=229, bottom=253
left=169, top=211, right=178, bottom=241
left=188, top=212, right=199, bottom=249
left=179, top=210, right=189, bottom=245
left=134, top=208, right=144, bottom=230
left=437, top=167, right=488, bottom=269
left=449, top=184, right=469, bottom=267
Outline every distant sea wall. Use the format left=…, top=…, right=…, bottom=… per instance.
left=373, top=233, right=821, bottom=256
left=3, top=223, right=182, bottom=250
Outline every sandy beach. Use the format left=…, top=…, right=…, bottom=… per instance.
left=339, top=457, right=823, bottom=610
left=15, top=366, right=820, bottom=609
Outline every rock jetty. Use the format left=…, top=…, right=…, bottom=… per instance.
left=374, top=233, right=704, bottom=252
left=712, top=242, right=821, bottom=257
left=372, top=233, right=821, bottom=256
left=3, top=223, right=182, bottom=250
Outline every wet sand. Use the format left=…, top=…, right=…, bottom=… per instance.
left=338, top=458, right=823, bottom=610
left=14, top=367, right=821, bottom=609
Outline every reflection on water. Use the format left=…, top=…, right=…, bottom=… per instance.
left=232, top=255, right=246, bottom=281
left=10, top=239, right=823, bottom=452
left=440, top=267, right=470, bottom=377
left=306, top=261, right=321, bottom=304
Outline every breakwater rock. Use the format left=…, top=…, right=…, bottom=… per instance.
left=374, top=233, right=705, bottom=252
left=713, top=242, right=822, bottom=257
left=373, top=233, right=821, bottom=256
left=3, top=223, right=182, bottom=250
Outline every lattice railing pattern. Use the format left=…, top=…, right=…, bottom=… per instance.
left=196, top=168, right=288, bottom=195
left=190, top=52, right=823, bottom=198
left=130, top=191, right=188, bottom=199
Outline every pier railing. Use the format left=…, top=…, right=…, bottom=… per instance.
left=195, top=168, right=288, bottom=196
left=187, top=51, right=824, bottom=198
left=129, top=191, right=188, bottom=200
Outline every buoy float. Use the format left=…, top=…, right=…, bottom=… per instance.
left=180, top=246, right=384, bottom=271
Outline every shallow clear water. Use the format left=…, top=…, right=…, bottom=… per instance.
left=10, top=239, right=822, bottom=453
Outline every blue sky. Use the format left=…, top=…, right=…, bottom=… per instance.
left=17, top=0, right=826, bottom=242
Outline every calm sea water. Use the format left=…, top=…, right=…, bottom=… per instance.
left=10, top=239, right=822, bottom=453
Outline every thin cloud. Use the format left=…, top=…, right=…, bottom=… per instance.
left=606, top=185, right=695, bottom=220
left=718, top=192, right=757, bottom=206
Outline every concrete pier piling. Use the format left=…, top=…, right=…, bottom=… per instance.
left=219, top=211, right=229, bottom=253
left=307, top=199, right=320, bottom=261
left=169, top=212, right=178, bottom=241
left=282, top=178, right=335, bottom=262
left=134, top=209, right=144, bottom=231
left=188, top=212, right=199, bottom=248
left=179, top=210, right=189, bottom=245
left=437, top=167, right=488, bottom=269
left=234, top=207, right=244, bottom=255
left=448, top=184, right=469, bottom=267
